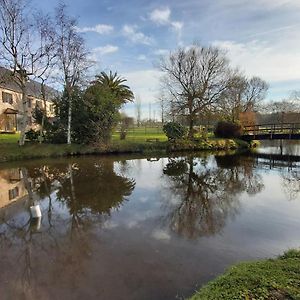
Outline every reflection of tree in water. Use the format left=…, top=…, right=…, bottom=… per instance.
left=162, top=155, right=264, bottom=239
left=281, top=169, right=300, bottom=201
left=28, top=159, right=135, bottom=215
left=0, top=158, right=135, bottom=299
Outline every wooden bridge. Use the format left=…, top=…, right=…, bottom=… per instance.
left=241, top=123, right=300, bottom=141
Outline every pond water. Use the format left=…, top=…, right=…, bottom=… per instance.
left=0, top=143, right=300, bottom=299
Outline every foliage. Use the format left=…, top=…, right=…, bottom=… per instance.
left=25, top=129, right=39, bottom=142
left=167, top=138, right=246, bottom=152
left=83, top=84, right=123, bottom=144
left=43, top=81, right=128, bottom=145
left=44, top=72, right=134, bottom=145
left=214, top=121, right=243, bottom=138
left=44, top=88, right=89, bottom=144
left=190, top=249, right=300, bottom=300
left=163, top=122, right=186, bottom=140
left=92, top=71, right=134, bottom=104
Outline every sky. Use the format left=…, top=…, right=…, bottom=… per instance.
left=32, top=0, right=300, bottom=119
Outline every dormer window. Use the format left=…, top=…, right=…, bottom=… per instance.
left=2, top=91, right=13, bottom=104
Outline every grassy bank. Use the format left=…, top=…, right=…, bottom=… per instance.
left=190, top=249, right=300, bottom=300
left=0, top=132, right=252, bottom=163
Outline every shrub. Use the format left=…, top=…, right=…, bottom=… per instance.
left=44, top=124, right=67, bottom=144
left=163, top=122, right=186, bottom=141
left=214, top=121, right=242, bottom=138
left=25, top=129, right=39, bottom=142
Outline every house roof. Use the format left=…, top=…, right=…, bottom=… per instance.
left=0, top=66, right=59, bottom=102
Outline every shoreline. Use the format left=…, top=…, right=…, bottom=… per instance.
left=0, top=138, right=254, bottom=164
left=189, top=249, right=300, bottom=300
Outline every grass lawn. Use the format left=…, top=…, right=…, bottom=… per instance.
left=112, top=127, right=168, bottom=142
left=0, top=130, right=168, bottom=163
left=190, top=249, right=300, bottom=300
left=0, top=133, right=20, bottom=144
left=0, top=129, right=250, bottom=163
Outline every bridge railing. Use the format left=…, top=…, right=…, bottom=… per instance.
left=243, top=123, right=300, bottom=137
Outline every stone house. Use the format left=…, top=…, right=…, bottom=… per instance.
left=0, top=67, right=58, bottom=133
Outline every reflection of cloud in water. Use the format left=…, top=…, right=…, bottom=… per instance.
left=124, top=210, right=155, bottom=229
left=126, top=220, right=139, bottom=229
left=139, top=196, right=148, bottom=203
left=152, top=229, right=171, bottom=241
left=103, top=220, right=119, bottom=230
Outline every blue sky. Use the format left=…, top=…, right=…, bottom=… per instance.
left=33, top=0, right=300, bottom=118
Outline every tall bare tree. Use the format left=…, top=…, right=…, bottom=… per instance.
left=135, top=94, right=141, bottom=127
left=243, top=77, right=268, bottom=111
left=157, top=90, right=168, bottom=125
left=0, top=0, right=55, bottom=145
left=160, top=45, right=231, bottom=138
left=54, top=3, right=89, bottom=144
left=33, top=14, right=57, bottom=142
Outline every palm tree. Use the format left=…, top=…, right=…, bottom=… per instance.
left=92, top=71, right=134, bottom=104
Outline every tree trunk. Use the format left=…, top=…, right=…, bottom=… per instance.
left=39, top=81, right=47, bottom=143
left=67, top=91, right=72, bottom=145
left=188, top=116, right=194, bottom=140
left=19, top=83, right=28, bottom=146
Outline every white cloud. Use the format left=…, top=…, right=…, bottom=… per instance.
left=122, top=25, right=152, bottom=45
left=123, top=69, right=163, bottom=104
left=92, top=45, right=119, bottom=55
left=76, top=24, right=114, bottom=34
left=149, top=7, right=171, bottom=25
left=149, top=7, right=183, bottom=42
left=171, top=21, right=183, bottom=32
left=213, top=37, right=300, bottom=82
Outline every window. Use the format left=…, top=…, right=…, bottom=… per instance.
left=8, top=187, right=19, bottom=200
left=2, top=91, right=13, bottom=104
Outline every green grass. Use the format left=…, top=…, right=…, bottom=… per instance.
left=190, top=249, right=300, bottom=300
left=112, top=127, right=168, bottom=142
left=0, top=133, right=20, bottom=144
left=0, top=130, right=251, bottom=163
left=0, top=132, right=168, bottom=163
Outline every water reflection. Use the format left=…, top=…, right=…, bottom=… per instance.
left=0, top=159, right=135, bottom=299
left=161, top=155, right=264, bottom=239
left=281, top=169, right=300, bottom=201
left=0, top=168, right=31, bottom=208
left=0, top=150, right=299, bottom=300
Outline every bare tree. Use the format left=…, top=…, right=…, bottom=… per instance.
left=156, top=90, right=169, bottom=125
left=33, top=14, right=57, bottom=142
left=160, top=45, right=231, bottom=138
left=219, top=75, right=268, bottom=122
left=135, top=94, right=141, bottom=127
left=243, top=77, right=268, bottom=111
left=54, top=3, right=90, bottom=144
left=0, top=0, right=55, bottom=145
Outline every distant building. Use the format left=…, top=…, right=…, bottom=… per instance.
left=0, top=67, right=58, bottom=133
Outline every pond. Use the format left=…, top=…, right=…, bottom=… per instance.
left=0, top=144, right=300, bottom=299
